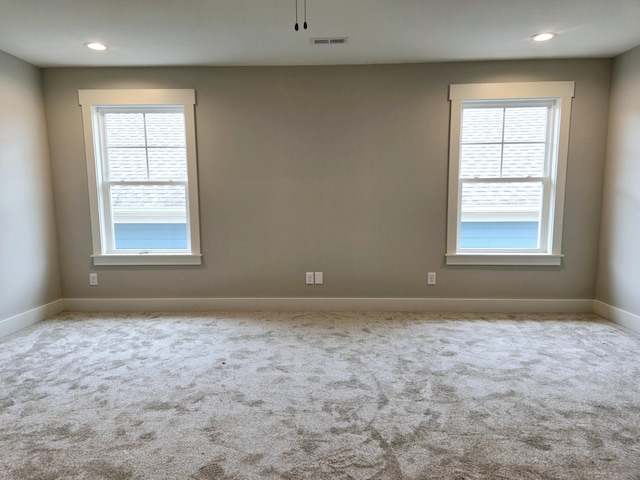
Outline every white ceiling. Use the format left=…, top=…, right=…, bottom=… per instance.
left=1, top=0, right=639, bottom=68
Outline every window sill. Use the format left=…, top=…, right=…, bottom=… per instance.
left=92, top=254, right=202, bottom=266
left=445, top=253, right=563, bottom=266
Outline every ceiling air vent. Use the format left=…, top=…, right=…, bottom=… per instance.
left=310, top=37, right=349, bottom=46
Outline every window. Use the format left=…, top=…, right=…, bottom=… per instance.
left=446, top=82, right=574, bottom=266
left=79, top=89, right=201, bottom=265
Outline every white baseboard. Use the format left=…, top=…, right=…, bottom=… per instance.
left=0, top=299, right=64, bottom=339
left=0, top=298, right=595, bottom=338
left=5, top=298, right=633, bottom=339
left=63, top=297, right=594, bottom=313
left=594, top=300, right=640, bottom=334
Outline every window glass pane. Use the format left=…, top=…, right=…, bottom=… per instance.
left=110, top=185, right=187, bottom=250
left=113, top=223, right=188, bottom=250
left=460, top=181, right=542, bottom=249
left=504, top=107, right=547, bottom=143
left=461, top=181, right=542, bottom=209
left=107, top=148, right=148, bottom=181
left=460, top=221, right=539, bottom=249
left=502, top=144, right=545, bottom=177
left=105, top=113, right=146, bottom=147
left=111, top=184, right=186, bottom=211
left=148, top=148, right=187, bottom=181
left=461, top=108, right=503, bottom=143
left=460, top=144, right=501, bottom=178
left=145, top=112, right=186, bottom=147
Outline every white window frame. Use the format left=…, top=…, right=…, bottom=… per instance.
left=79, top=89, right=202, bottom=266
left=446, top=81, right=575, bottom=266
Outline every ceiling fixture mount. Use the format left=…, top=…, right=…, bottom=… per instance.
left=294, top=0, right=308, bottom=31
left=531, top=32, right=557, bottom=42
left=84, top=42, right=109, bottom=51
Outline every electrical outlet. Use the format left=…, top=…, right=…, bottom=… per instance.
left=306, top=272, right=315, bottom=285
left=427, top=272, right=436, bottom=285
left=89, top=273, right=98, bottom=286
left=314, top=272, right=323, bottom=285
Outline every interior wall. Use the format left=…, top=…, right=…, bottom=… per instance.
left=0, top=50, right=61, bottom=321
left=597, top=45, right=640, bottom=317
left=42, top=59, right=611, bottom=301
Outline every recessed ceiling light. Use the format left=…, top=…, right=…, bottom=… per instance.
left=531, top=32, right=557, bottom=42
left=84, top=42, right=109, bottom=51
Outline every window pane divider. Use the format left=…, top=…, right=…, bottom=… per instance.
left=460, top=177, right=545, bottom=183
left=461, top=141, right=547, bottom=146
left=106, top=180, right=187, bottom=186
left=105, top=145, right=187, bottom=149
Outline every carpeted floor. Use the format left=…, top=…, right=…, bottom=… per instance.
left=1, top=311, right=640, bottom=479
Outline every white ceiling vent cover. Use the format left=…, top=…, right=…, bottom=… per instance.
left=310, top=37, right=349, bottom=45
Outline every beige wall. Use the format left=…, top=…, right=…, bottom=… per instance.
left=0, top=51, right=61, bottom=320
left=597, top=46, right=640, bottom=316
left=43, top=59, right=610, bottom=300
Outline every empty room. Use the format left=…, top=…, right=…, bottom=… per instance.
left=1, top=1, right=640, bottom=478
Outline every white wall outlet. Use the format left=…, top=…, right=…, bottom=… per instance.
left=427, top=272, right=436, bottom=285
left=89, top=273, right=98, bottom=286
left=314, top=272, right=324, bottom=285
left=306, top=272, right=315, bottom=285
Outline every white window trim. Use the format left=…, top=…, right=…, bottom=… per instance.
left=79, top=89, right=201, bottom=266
left=446, top=81, right=574, bottom=266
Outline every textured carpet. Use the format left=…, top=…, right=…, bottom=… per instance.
left=1, top=311, right=640, bottom=479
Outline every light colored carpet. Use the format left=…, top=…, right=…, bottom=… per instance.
left=1, top=311, right=640, bottom=479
